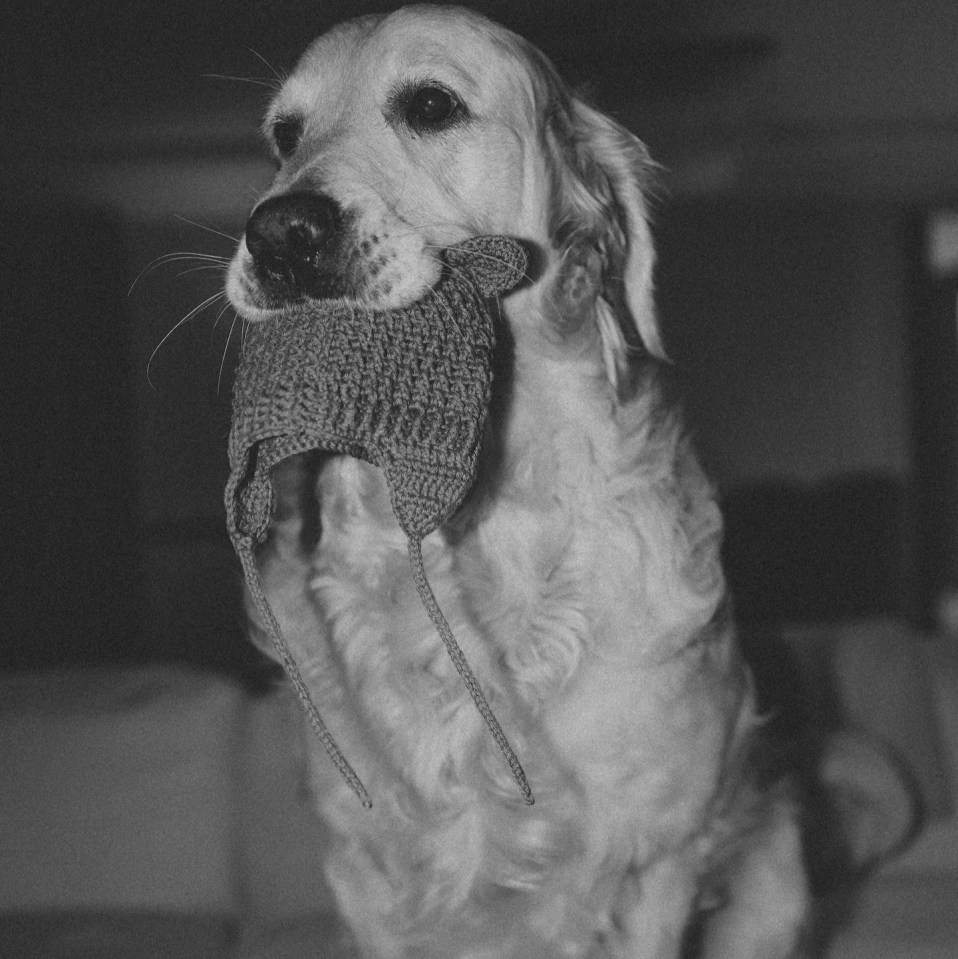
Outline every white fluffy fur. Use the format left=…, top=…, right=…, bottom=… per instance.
left=226, top=6, right=809, bottom=957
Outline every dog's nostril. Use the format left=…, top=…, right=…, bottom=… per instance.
left=244, top=192, right=342, bottom=282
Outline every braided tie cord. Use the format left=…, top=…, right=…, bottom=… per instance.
left=238, top=543, right=372, bottom=808
left=407, top=537, right=534, bottom=805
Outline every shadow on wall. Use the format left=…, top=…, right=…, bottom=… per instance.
left=2, top=204, right=143, bottom=668
left=0, top=202, right=267, bottom=680
left=722, top=473, right=912, bottom=625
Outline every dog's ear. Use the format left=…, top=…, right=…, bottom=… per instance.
left=546, top=95, right=665, bottom=384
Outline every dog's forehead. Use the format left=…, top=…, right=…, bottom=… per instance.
left=274, top=7, right=540, bottom=118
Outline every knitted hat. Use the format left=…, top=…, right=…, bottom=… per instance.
left=226, top=235, right=532, bottom=808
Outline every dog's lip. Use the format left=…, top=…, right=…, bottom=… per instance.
left=233, top=299, right=288, bottom=324
left=228, top=268, right=292, bottom=321
left=231, top=269, right=390, bottom=322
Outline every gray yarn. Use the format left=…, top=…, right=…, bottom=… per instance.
left=225, top=235, right=533, bottom=807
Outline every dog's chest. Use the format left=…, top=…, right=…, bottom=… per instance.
left=310, top=415, right=739, bottom=832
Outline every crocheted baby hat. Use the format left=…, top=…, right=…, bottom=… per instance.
left=225, top=235, right=531, bottom=808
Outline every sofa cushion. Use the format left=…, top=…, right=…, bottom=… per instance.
left=759, top=618, right=950, bottom=820
left=238, top=688, right=336, bottom=919
left=827, top=875, right=958, bottom=959
left=0, top=667, right=243, bottom=913
left=236, top=915, right=358, bottom=959
left=0, top=912, right=234, bottom=959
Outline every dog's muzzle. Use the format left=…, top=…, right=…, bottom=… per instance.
left=244, top=191, right=347, bottom=300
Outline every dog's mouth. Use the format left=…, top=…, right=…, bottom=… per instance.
left=227, top=190, right=441, bottom=320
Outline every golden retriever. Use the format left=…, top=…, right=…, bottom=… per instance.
left=225, top=5, right=809, bottom=957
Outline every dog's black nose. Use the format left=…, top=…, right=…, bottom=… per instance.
left=244, top=192, right=343, bottom=297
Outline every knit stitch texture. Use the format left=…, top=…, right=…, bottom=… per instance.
left=225, top=235, right=531, bottom=807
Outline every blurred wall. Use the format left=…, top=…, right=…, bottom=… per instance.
left=656, top=198, right=911, bottom=488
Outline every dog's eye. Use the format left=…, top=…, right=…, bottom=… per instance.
left=406, top=86, right=458, bottom=127
left=387, top=83, right=465, bottom=134
left=272, top=117, right=303, bottom=159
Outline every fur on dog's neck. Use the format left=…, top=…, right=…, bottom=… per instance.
left=464, top=242, right=726, bottom=679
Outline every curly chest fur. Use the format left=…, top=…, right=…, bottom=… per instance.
left=305, top=376, right=750, bottom=851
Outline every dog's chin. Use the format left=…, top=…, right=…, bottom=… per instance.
left=225, top=262, right=283, bottom=322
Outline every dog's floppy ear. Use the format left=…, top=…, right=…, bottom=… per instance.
left=546, top=94, right=665, bottom=383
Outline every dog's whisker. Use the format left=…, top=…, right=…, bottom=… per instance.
left=132, top=251, right=231, bottom=271
left=162, top=253, right=231, bottom=263
left=129, top=252, right=231, bottom=295
left=247, top=47, right=287, bottom=86
left=147, top=290, right=227, bottom=389
left=172, top=214, right=240, bottom=245
left=211, top=297, right=234, bottom=336
left=176, top=264, right=231, bottom=279
left=218, top=311, right=241, bottom=395
left=202, top=72, right=280, bottom=90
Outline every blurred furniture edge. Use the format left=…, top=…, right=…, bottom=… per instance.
left=1, top=621, right=956, bottom=959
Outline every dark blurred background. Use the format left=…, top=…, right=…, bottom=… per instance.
left=3, top=0, right=958, bottom=677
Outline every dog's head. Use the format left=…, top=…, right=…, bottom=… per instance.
left=226, top=4, right=663, bottom=389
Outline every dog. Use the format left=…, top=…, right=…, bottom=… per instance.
left=225, top=5, right=809, bottom=957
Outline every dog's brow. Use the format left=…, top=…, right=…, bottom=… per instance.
left=387, top=57, right=480, bottom=101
